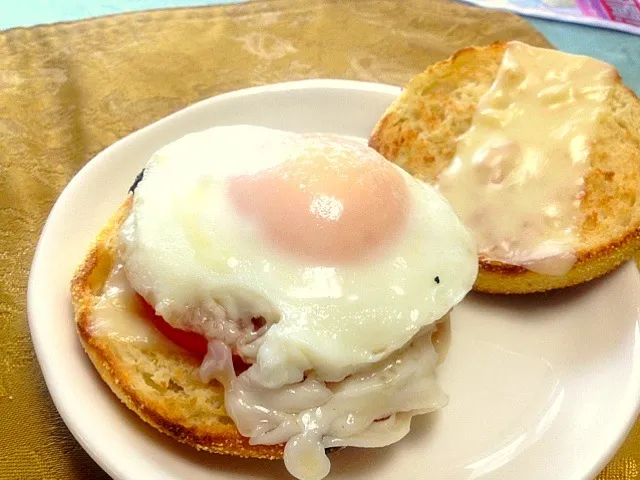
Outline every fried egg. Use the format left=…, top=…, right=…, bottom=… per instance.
left=120, top=125, right=477, bottom=387
left=119, top=125, right=477, bottom=479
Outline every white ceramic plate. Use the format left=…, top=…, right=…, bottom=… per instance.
left=28, top=80, right=640, bottom=480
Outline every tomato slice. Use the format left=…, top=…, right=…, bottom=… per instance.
left=137, top=294, right=208, bottom=359
left=136, top=294, right=251, bottom=375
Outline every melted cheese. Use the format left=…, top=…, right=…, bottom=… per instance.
left=202, top=330, right=447, bottom=480
left=89, top=262, right=177, bottom=350
left=438, top=41, right=614, bottom=275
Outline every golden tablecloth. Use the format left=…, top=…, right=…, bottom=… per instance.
left=0, top=0, right=637, bottom=478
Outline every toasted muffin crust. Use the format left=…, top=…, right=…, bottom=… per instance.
left=370, top=42, right=640, bottom=293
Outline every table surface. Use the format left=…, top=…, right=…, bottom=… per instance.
left=0, top=0, right=638, bottom=94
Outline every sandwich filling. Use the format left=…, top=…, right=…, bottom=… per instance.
left=438, top=41, right=615, bottom=275
left=91, top=259, right=447, bottom=480
left=92, top=126, right=478, bottom=480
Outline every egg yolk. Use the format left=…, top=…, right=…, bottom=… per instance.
left=227, top=134, right=410, bottom=264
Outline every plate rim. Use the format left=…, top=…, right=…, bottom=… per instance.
left=27, top=78, right=640, bottom=480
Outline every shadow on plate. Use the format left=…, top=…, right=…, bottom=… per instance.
left=466, top=265, right=619, bottom=316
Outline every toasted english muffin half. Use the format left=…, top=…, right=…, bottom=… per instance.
left=71, top=191, right=450, bottom=462
left=70, top=196, right=285, bottom=460
left=369, top=42, right=640, bottom=294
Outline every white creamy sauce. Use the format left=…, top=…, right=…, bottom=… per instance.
left=89, top=262, right=176, bottom=350
left=439, top=41, right=615, bottom=275
left=201, top=330, right=446, bottom=480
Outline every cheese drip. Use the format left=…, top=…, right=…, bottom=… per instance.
left=201, top=330, right=447, bottom=480
left=89, top=262, right=177, bottom=350
left=439, top=41, right=614, bottom=275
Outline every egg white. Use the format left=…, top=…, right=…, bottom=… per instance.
left=120, top=125, right=478, bottom=387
